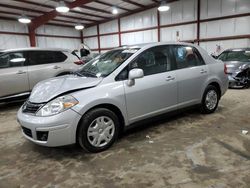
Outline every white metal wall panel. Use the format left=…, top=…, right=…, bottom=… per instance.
left=83, top=26, right=97, bottom=36
left=121, top=29, right=158, bottom=45
left=36, top=37, right=80, bottom=50
left=200, top=16, right=250, bottom=38
left=201, top=0, right=250, bottom=19
left=160, top=0, right=197, bottom=25
left=99, top=20, right=118, bottom=34
left=0, top=34, right=29, bottom=49
left=235, top=16, right=250, bottom=35
left=0, top=19, right=29, bottom=49
left=100, top=35, right=119, bottom=48
left=120, top=8, right=157, bottom=31
left=200, top=39, right=250, bottom=54
left=0, top=19, right=28, bottom=33
left=36, top=25, right=79, bottom=37
left=84, top=37, right=98, bottom=49
left=236, top=0, right=250, bottom=14
left=161, top=24, right=196, bottom=42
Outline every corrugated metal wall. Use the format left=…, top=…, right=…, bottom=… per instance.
left=0, top=0, right=249, bottom=53
left=0, top=20, right=29, bottom=49
left=0, top=20, right=81, bottom=50
left=83, top=0, right=250, bottom=54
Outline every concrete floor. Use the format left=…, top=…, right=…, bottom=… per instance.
left=0, top=89, right=250, bottom=188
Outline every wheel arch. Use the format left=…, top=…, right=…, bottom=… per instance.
left=207, top=81, right=221, bottom=99
left=75, top=103, right=125, bottom=143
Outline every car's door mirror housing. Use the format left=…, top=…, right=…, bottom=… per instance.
left=127, top=68, right=144, bottom=86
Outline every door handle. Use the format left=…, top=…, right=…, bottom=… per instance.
left=16, top=70, right=26, bottom=75
left=166, top=76, right=175, bottom=81
left=200, top=69, right=207, bottom=74
left=53, top=65, right=61, bottom=69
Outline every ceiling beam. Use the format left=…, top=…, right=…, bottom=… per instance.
left=29, top=0, right=96, bottom=30
left=122, top=0, right=147, bottom=8
left=0, top=2, right=98, bottom=23
left=80, top=5, right=112, bottom=14
left=0, top=3, right=45, bottom=14
left=95, top=0, right=131, bottom=12
left=87, top=0, right=178, bottom=27
left=49, top=0, right=110, bottom=19
left=0, top=10, right=91, bottom=25
left=0, top=15, right=74, bottom=28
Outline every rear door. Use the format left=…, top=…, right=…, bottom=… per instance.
left=27, top=50, right=66, bottom=89
left=122, top=45, right=178, bottom=123
left=0, top=51, right=29, bottom=98
left=172, top=45, right=209, bottom=107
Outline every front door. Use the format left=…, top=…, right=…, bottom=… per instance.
left=0, top=51, right=29, bottom=98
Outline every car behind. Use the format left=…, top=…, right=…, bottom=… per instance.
left=0, top=48, right=82, bottom=102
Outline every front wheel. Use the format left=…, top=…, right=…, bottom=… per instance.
left=200, top=85, right=219, bottom=114
left=77, top=108, right=120, bottom=153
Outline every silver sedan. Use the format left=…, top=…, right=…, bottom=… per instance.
left=17, top=42, right=228, bottom=153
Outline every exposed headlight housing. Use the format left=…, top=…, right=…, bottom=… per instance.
left=36, top=95, right=78, bottom=117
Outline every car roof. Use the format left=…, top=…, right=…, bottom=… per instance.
left=1, top=47, right=71, bottom=53
left=115, top=41, right=198, bottom=50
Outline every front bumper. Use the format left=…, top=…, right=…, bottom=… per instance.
left=17, top=108, right=82, bottom=147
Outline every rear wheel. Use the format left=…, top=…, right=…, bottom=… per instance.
left=77, top=108, right=120, bottom=153
left=200, top=85, right=219, bottom=114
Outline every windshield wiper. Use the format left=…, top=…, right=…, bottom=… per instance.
left=73, top=71, right=83, bottom=77
left=80, top=70, right=97, bottom=78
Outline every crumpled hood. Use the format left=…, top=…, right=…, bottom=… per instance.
left=29, top=75, right=102, bottom=103
left=225, top=61, right=250, bottom=73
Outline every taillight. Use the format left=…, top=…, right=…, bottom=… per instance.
left=74, top=60, right=84, bottom=65
left=224, top=63, right=227, bottom=74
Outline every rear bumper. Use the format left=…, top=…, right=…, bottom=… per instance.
left=17, top=108, right=82, bottom=147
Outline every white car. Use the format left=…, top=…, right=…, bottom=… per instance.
left=0, top=48, right=82, bottom=102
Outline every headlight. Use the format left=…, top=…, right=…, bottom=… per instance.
left=36, top=95, right=79, bottom=117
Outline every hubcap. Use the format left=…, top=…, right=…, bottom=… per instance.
left=205, top=90, right=218, bottom=110
left=87, top=116, right=115, bottom=148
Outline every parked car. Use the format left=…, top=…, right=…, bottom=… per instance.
left=0, top=48, right=81, bottom=102
left=217, top=48, right=250, bottom=88
left=17, top=42, right=228, bottom=153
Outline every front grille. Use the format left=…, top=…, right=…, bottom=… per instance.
left=22, top=101, right=44, bottom=114
left=22, top=126, right=32, bottom=138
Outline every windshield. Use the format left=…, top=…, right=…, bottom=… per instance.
left=218, top=50, right=250, bottom=62
left=76, top=48, right=139, bottom=77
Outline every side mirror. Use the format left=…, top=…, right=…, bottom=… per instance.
left=211, top=54, right=218, bottom=59
left=127, top=68, right=144, bottom=86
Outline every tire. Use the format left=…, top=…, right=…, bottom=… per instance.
left=77, top=108, right=120, bottom=153
left=200, top=85, right=219, bottom=114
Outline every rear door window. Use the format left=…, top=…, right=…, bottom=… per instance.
left=28, top=51, right=67, bottom=66
left=0, top=52, right=26, bottom=68
left=172, top=45, right=205, bottom=69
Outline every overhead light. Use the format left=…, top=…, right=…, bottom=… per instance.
left=18, top=15, right=31, bottom=24
left=158, top=1, right=170, bottom=12
left=56, top=1, right=69, bottom=13
left=75, top=24, right=84, bottom=30
left=112, top=7, right=118, bottom=15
